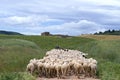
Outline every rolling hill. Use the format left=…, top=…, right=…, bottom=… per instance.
left=0, top=30, right=23, bottom=35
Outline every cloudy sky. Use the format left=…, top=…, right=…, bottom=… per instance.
left=0, top=0, right=120, bottom=35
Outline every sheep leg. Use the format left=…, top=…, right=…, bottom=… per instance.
left=66, top=66, right=70, bottom=76
left=77, top=67, right=80, bottom=79
left=76, top=68, right=79, bottom=76
left=45, top=68, right=48, bottom=77
left=57, top=69, right=60, bottom=79
left=38, top=68, right=41, bottom=77
left=54, top=68, right=57, bottom=77
left=51, top=68, right=55, bottom=78
left=54, top=69, right=57, bottom=77
left=62, top=68, right=66, bottom=78
left=41, top=67, right=44, bottom=77
left=91, top=68, right=96, bottom=78
left=87, top=67, right=91, bottom=77
left=84, top=67, right=88, bottom=77
left=47, top=68, right=51, bottom=78
left=48, top=68, right=51, bottom=77
left=61, top=69, right=64, bottom=78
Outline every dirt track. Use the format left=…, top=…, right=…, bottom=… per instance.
left=37, top=75, right=100, bottom=80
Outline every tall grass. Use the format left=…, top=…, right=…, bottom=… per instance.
left=0, top=72, right=35, bottom=80
left=76, top=38, right=120, bottom=80
left=0, top=35, right=120, bottom=79
left=0, top=39, right=45, bottom=72
left=78, top=40, right=120, bottom=63
left=0, top=35, right=95, bottom=50
left=80, top=35, right=120, bottom=40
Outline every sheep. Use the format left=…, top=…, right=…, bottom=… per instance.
left=88, top=58, right=97, bottom=78
left=61, top=61, right=70, bottom=78
left=72, top=60, right=84, bottom=79
left=37, top=61, right=44, bottom=77
left=49, top=62, right=56, bottom=78
left=88, top=62, right=97, bottom=78
left=83, top=59, right=90, bottom=77
left=82, top=53, right=88, bottom=58
left=26, top=62, right=35, bottom=74
left=89, top=58, right=97, bottom=64
left=26, top=58, right=39, bottom=75
left=26, top=48, right=98, bottom=79
left=54, top=63, right=62, bottom=79
left=42, top=62, right=50, bottom=77
left=29, top=58, right=37, bottom=63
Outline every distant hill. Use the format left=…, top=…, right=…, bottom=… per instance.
left=94, top=29, right=120, bottom=35
left=0, top=30, right=23, bottom=35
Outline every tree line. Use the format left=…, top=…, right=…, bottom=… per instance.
left=94, top=29, right=120, bottom=35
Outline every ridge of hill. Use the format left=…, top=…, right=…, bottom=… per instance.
left=0, top=30, right=23, bottom=35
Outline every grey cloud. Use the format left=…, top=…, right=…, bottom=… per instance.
left=0, top=0, right=120, bottom=35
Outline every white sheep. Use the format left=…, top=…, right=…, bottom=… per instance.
left=61, top=61, right=70, bottom=78
left=89, top=62, right=97, bottom=78
left=26, top=62, right=35, bottom=74
left=54, top=63, right=62, bottom=79
left=26, top=48, right=98, bottom=79
left=49, top=62, right=56, bottom=78
left=88, top=58, right=97, bottom=78
left=37, top=61, right=44, bottom=77
left=83, top=59, right=90, bottom=77
left=73, top=61, right=84, bottom=79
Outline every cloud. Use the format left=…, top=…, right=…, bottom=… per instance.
left=0, top=15, right=65, bottom=25
left=25, top=20, right=106, bottom=35
left=0, top=0, right=120, bottom=35
left=0, top=15, right=49, bottom=25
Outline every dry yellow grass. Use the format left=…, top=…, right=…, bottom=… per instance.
left=80, top=35, right=120, bottom=40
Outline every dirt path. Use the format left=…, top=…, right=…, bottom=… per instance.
left=37, top=75, right=100, bottom=80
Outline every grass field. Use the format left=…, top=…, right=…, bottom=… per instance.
left=0, top=35, right=120, bottom=80
left=80, top=34, right=120, bottom=40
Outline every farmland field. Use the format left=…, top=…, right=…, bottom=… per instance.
left=0, top=35, right=120, bottom=80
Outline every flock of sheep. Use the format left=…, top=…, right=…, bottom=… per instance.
left=26, top=48, right=97, bottom=79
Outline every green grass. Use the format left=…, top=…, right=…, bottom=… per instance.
left=0, top=39, right=45, bottom=72
left=0, top=35, right=120, bottom=80
left=98, top=61, right=120, bottom=80
left=78, top=40, right=120, bottom=62
left=0, top=72, right=35, bottom=80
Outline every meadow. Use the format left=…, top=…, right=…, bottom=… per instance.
left=0, top=35, right=120, bottom=80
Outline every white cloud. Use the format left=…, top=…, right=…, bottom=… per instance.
left=5, top=16, right=32, bottom=24
left=0, top=15, right=52, bottom=25
left=26, top=20, right=106, bottom=35
left=0, top=0, right=120, bottom=35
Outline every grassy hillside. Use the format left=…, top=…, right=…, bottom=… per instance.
left=0, top=35, right=120, bottom=80
left=0, top=39, right=44, bottom=72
